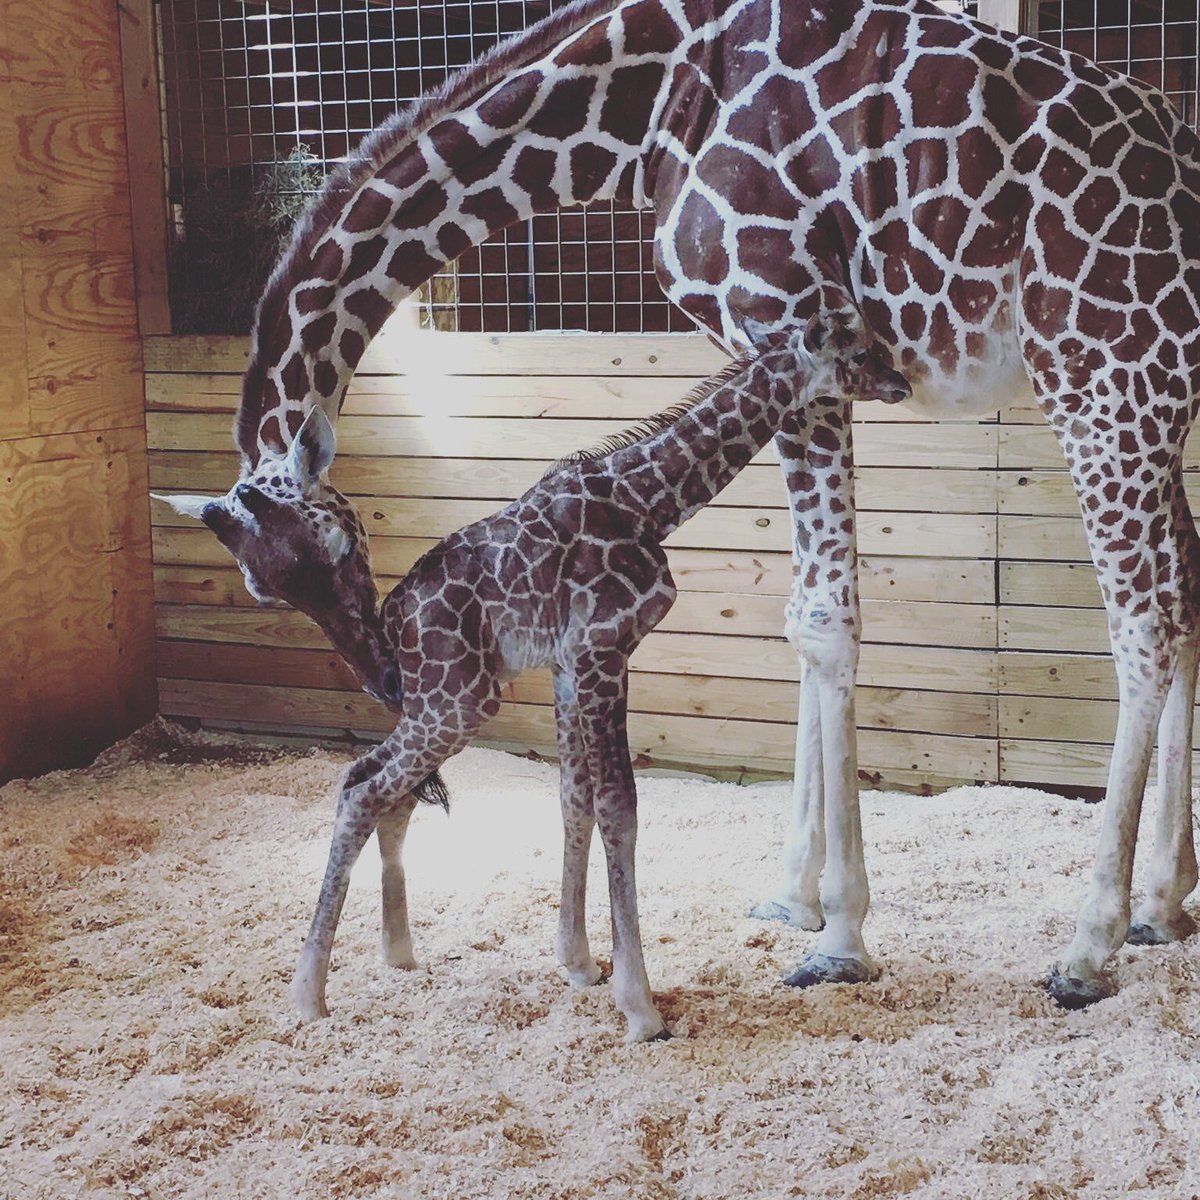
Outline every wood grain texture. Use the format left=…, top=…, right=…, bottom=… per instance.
left=0, top=0, right=155, bottom=783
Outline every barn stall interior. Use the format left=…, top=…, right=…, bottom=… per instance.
left=3, top=1, right=1200, bottom=1196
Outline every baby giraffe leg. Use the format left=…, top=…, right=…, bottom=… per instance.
left=553, top=668, right=602, bottom=986
left=291, top=725, right=466, bottom=1021
left=577, top=653, right=667, bottom=1043
left=377, top=800, right=420, bottom=969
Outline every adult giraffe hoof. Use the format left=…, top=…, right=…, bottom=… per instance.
left=1126, top=911, right=1197, bottom=946
left=748, top=898, right=825, bottom=931
left=625, top=1017, right=672, bottom=1045
left=782, top=952, right=878, bottom=989
left=1044, top=967, right=1112, bottom=1010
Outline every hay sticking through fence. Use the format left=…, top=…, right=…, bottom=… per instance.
left=2, top=721, right=1199, bottom=1199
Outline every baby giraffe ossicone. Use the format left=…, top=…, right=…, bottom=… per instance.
left=158, top=314, right=909, bottom=1042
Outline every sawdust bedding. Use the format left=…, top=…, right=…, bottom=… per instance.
left=1, top=720, right=1198, bottom=1200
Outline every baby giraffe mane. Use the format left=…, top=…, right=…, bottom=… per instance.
left=239, top=0, right=617, bottom=462
left=552, top=356, right=754, bottom=470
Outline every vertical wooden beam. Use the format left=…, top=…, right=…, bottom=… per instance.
left=118, top=0, right=172, bottom=334
left=977, top=0, right=1038, bottom=36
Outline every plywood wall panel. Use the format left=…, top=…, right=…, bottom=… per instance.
left=0, top=0, right=155, bottom=783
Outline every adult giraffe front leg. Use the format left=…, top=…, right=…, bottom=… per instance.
left=762, top=397, right=879, bottom=988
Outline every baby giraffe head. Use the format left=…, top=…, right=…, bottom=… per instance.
left=154, top=408, right=378, bottom=629
left=750, top=310, right=912, bottom=406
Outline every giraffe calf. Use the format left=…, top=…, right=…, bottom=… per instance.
left=158, top=312, right=909, bottom=1042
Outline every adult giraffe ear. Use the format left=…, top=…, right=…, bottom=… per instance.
left=151, top=492, right=221, bottom=521
left=286, top=406, right=337, bottom=495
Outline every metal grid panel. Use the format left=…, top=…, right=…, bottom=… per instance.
left=159, top=0, right=691, bottom=334
left=1037, top=1, right=1200, bottom=126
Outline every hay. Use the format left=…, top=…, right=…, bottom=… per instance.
left=2, top=722, right=1198, bottom=1199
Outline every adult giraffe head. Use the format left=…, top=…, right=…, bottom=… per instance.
left=154, top=408, right=378, bottom=633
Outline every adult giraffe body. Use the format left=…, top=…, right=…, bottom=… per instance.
left=209, top=0, right=1200, bottom=1005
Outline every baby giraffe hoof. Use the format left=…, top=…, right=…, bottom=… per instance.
left=1044, top=967, right=1113, bottom=1010
left=748, top=898, right=825, bottom=931
left=1126, top=911, right=1197, bottom=946
left=782, top=952, right=877, bottom=989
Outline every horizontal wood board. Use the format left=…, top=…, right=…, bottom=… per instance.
left=146, top=330, right=1134, bottom=791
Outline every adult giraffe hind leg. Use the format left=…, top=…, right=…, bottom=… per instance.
left=1040, top=401, right=1193, bottom=1009
left=1127, top=485, right=1200, bottom=947
left=768, top=398, right=879, bottom=988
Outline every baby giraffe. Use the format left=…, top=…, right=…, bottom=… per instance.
left=158, top=314, right=909, bottom=1042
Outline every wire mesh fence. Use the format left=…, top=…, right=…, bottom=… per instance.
left=1036, top=1, right=1200, bottom=126
left=158, top=1, right=1196, bottom=335
left=159, top=0, right=691, bottom=334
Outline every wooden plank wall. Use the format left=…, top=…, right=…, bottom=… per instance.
left=0, top=0, right=156, bottom=782
left=147, top=329, right=1000, bottom=792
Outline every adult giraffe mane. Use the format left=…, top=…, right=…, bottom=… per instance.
left=238, top=0, right=619, bottom=462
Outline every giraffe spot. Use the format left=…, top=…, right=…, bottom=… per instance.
left=1119, top=144, right=1175, bottom=201
left=785, top=135, right=840, bottom=199
left=260, top=415, right=284, bottom=453
left=343, top=187, right=393, bottom=234
left=313, top=360, right=339, bottom=399
left=456, top=135, right=514, bottom=188
left=428, top=119, right=482, bottom=172
left=908, top=54, right=975, bottom=128
left=379, top=146, right=427, bottom=193
left=927, top=303, right=959, bottom=371
left=599, top=62, right=666, bottom=145
left=570, top=143, right=619, bottom=202
left=1013, top=55, right=1067, bottom=102
left=512, top=146, right=560, bottom=208
left=736, top=225, right=797, bottom=293
left=1077, top=297, right=1128, bottom=342
left=973, top=34, right=1014, bottom=72
left=678, top=293, right=723, bottom=334
left=675, top=191, right=727, bottom=284
left=437, top=223, right=472, bottom=261
left=1021, top=280, right=1070, bottom=339
left=339, top=329, right=365, bottom=368
left=725, top=288, right=786, bottom=327
left=461, top=186, right=520, bottom=230
left=295, top=284, right=334, bottom=315
left=948, top=276, right=997, bottom=321
left=556, top=21, right=613, bottom=66
left=917, top=13, right=972, bottom=48
left=982, top=73, right=1027, bottom=144
left=905, top=138, right=949, bottom=196
left=393, top=181, right=448, bottom=230
left=1133, top=253, right=1178, bottom=304
left=912, top=195, right=969, bottom=259
left=850, top=157, right=898, bottom=219
left=1041, top=147, right=1087, bottom=198
left=342, top=235, right=387, bottom=285
left=829, top=93, right=902, bottom=156
left=309, top=238, right=343, bottom=280
left=344, top=286, right=393, bottom=336
left=908, top=246, right=945, bottom=295
left=815, top=10, right=900, bottom=108
left=478, top=71, right=542, bottom=128
left=955, top=127, right=1005, bottom=201
left=778, top=3, right=855, bottom=70
left=301, top=312, right=338, bottom=353
left=1158, top=287, right=1196, bottom=337
left=965, top=331, right=990, bottom=360
left=621, top=0, right=680, bottom=54
left=1069, top=81, right=1118, bottom=127
left=698, top=144, right=799, bottom=220
left=284, top=408, right=304, bottom=439
left=1083, top=250, right=1134, bottom=306
left=1012, top=131, right=1047, bottom=173
left=900, top=302, right=926, bottom=339
left=727, top=75, right=815, bottom=152
left=280, top=353, right=309, bottom=401
left=1103, top=204, right=1142, bottom=249
left=1034, top=205, right=1087, bottom=278
left=1090, top=125, right=1130, bottom=170
left=529, top=76, right=596, bottom=140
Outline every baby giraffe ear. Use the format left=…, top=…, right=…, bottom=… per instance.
left=286, top=407, right=337, bottom=494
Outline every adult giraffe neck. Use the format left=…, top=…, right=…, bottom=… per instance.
left=237, top=0, right=686, bottom=468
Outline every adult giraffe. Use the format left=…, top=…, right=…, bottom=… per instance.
left=177, top=0, right=1200, bottom=1007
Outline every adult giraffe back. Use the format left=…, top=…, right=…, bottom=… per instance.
left=183, top=0, right=1200, bottom=1008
